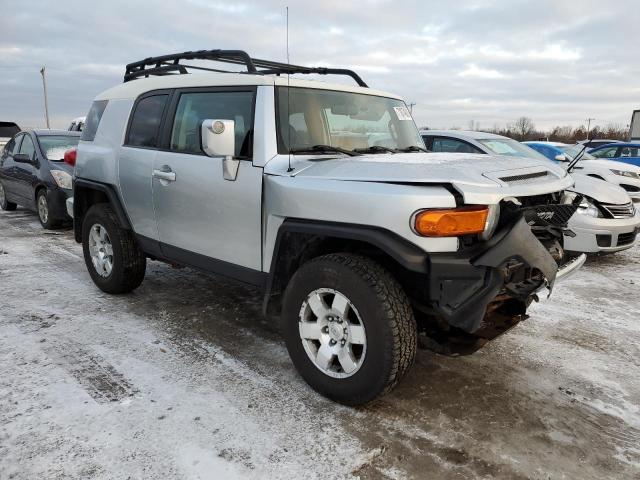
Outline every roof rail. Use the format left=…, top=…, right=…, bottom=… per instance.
left=123, top=49, right=368, bottom=88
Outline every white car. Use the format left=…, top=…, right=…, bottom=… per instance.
left=0, top=122, right=20, bottom=149
left=421, top=130, right=640, bottom=254
left=524, top=141, right=640, bottom=203
left=68, top=116, right=85, bottom=132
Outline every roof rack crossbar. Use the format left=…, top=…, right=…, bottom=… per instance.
left=123, top=49, right=368, bottom=87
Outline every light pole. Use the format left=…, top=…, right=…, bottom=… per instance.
left=407, top=102, right=416, bottom=114
left=586, top=117, right=595, bottom=139
left=40, top=66, right=50, bottom=129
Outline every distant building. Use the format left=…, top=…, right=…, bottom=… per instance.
left=631, top=110, right=640, bottom=141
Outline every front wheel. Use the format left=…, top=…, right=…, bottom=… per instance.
left=82, top=203, right=146, bottom=294
left=282, top=253, right=417, bottom=405
left=37, top=189, right=60, bottom=229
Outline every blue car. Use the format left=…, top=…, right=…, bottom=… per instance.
left=523, top=141, right=568, bottom=161
left=588, top=142, right=640, bottom=168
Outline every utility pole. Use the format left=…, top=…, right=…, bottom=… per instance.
left=40, top=66, right=50, bottom=129
left=407, top=102, right=416, bottom=114
left=586, top=117, right=595, bottom=139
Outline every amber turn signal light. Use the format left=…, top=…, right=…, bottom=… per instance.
left=414, top=206, right=489, bottom=237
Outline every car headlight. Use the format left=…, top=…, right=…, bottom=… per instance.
left=610, top=169, right=640, bottom=180
left=50, top=170, right=73, bottom=190
left=577, top=197, right=601, bottom=218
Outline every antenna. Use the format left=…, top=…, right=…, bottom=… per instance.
left=286, top=6, right=293, bottom=172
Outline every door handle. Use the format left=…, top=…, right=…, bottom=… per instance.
left=152, top=166, right=176, bottom=182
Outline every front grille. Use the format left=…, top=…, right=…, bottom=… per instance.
left=621, top=184, right=640, bottom=193
left=499, top=171, right=554, bottom=185
left=522, top=204, right=578, bottom=227
left=617, top=231, right=638, bottom=246
left=600, top=202, right=636, bottom=219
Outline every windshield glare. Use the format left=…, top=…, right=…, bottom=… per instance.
left=561, top=144, right=595, bottom=161
left=276, top=87, right=424, bottom=153
left=38, top=135, right=79, bottom=160
left=478, top=138, right=549, bottom=160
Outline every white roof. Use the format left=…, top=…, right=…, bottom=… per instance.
left=95, top=72, right=402, bottom=101
left=419, top=129, right=509, bottom=140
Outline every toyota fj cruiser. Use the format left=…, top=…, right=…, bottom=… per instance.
left=70, top=50, right=585, bottom=405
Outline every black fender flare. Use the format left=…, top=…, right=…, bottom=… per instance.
left=73, top=178, right=132, bottom=242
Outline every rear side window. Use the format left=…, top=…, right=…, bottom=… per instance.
left=432, top=137, right=482, bottom=154
left=81, top=100, right=108, bottom=142
left=127, top=95, right=168, bottom=148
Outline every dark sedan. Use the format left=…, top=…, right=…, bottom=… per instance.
left=0, top=129, right=80, bottom=229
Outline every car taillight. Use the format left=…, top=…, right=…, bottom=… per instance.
left=64, top=148, right=77, bottom=167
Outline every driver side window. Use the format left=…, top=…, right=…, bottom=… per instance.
left=591, top=147, right=617, bottom=158
left=19, top=135, right=36, bottom=160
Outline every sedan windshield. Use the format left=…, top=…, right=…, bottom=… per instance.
left=276, top=87, right=425, bottom=154
left=477, top=138, right=549, bottom=160
left=561, top=144, right=596, bottom=161
left=38, top=135, right=79, bottom=160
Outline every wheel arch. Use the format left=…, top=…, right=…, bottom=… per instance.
left=73, top=179, right=132, bottom=243
left=263, top=219, right=429, bottom=319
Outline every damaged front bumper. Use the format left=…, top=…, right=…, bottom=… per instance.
left=427, top=216, right=584, bottom=334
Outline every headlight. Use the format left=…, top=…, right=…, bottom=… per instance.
left=50, top=170, right=73, bottom=189
left=576, top=197, right=601, bottom=218
left=610, top=169, right=640, bottom=180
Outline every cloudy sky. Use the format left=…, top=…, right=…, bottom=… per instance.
left=1, top=0, right=638, bottom=131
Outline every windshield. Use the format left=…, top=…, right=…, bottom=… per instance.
left=561, top=144, right=596, bottom=161
left=477, top=138, right=549, bottom=160
left=276, top=87, right=424, bottom=154
left=38, top=135, right=79, bottom=160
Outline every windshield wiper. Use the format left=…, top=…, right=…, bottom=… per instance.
left=567, top=145, right=587, bottom=173
left=288, top=145, right=361, bottom=157
left=353, top=145, right=399, bottom=154
left=397, top=145, right=429, bottom=153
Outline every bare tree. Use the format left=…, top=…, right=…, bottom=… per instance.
left=513, top=116, right=535, bottom=141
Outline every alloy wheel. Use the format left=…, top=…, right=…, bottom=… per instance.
left=38, top=194, right=49, bottom=224
left=298, top=288, right=367, bottom=378
left=88, top=224, right=114, bottom=277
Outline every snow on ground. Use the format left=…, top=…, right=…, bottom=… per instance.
left=1, top=208, right=639, bottom=479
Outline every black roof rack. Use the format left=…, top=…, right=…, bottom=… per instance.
left=123, top=49, right=368, bottom=88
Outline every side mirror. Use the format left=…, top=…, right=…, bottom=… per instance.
left=201, top=119, right=238, bottom=181
left=555, top=154, right=568, bottom=162
left=13, top=153, right=33, bottom=164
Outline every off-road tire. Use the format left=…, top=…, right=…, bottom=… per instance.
left=82, top=203, right=146, bottom=294
left=36, top=189, right=61, bottom=229
left=282, top=253, right=417, bottom=406
left=0, top=182, right=17, bottom=211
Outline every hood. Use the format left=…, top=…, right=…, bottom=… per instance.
left=580, top=159, right=640, bottom=173
left=569, top=174, right=631, bottom=204
left=272, top=152, right=574, bottom=203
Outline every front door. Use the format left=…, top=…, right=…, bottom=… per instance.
left=152, top=88, right=263, bottom=276
left=14, top=134, right=38, bottom=207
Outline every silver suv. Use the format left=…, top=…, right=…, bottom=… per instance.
left=70, top=50, right=584, bottom=405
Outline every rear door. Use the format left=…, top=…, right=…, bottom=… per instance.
left=152, top=87, right=263, bottom=277
left=14, top=134, right=38, bottom=206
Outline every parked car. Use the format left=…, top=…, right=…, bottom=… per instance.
left=68, top=116, right=85, bottom=132
left=0, top=121, right=20, bottom=149
left=421, top=131, right=639, bottom=254
left=588, top=142, right=640, bottom=168
left=578, top=139, right=622, bottom=149
left=0, top=129, right=80, bottom=228
left=69, top=49, right=584, bottom=405
left=525, top=141, right=640, bottom=202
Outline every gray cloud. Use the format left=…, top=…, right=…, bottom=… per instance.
left=1, top=0, right=638, bottom=131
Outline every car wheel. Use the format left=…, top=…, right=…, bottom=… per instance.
left=282, top=253, right=417, bottom=406
left=82, top=203, right=146, bottom=294
left=0, top=182, right=17, bottom=211
left=36, top=189, right=61, bottom=229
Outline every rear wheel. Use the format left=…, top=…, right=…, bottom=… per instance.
left=0, top=182, right=17, bottom=211
left=282, top=253, right=417, bottom=405
left=36, top=189, right=60, bottom=229
left=82, top=203, right=146, bottom=294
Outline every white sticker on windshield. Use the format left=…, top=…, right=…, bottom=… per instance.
left=393, top=106, right=413, bottom=121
